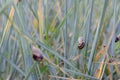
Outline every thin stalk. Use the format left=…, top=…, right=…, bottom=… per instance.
left=109, top=0, right=117, bottom=79
left=64, top=0, right=68, bottom=76
left=69, top=0, right=77, bottom=59
left=85, top=0, right=94, bottom=73
left=88, top=0, right=108, bottom=74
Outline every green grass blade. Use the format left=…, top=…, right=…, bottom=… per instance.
left=88, top=0, right=108, bottom=74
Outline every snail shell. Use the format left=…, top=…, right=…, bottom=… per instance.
left=115, top=34, right=120, bottom=42
left=78, top=37, right=85, bottom=49
left=32, top=46, right=43, bottom=62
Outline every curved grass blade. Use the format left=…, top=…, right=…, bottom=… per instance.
left=0, top=6, right=15, bottom=48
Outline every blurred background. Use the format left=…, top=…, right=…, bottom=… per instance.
left=0, top=0, right=120, bottom=80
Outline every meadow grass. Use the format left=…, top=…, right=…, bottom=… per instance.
left=0, top=0, right=120, bottom=80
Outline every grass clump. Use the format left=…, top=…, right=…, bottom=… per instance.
left=0, top=0, right=120, bottom=80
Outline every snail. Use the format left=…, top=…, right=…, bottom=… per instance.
left=32, top=46, right=43, bottom=62
left=78, top=37, right=85, bottom=49
left=18, top=0, right=22, bottom=2
left=115, top=34, right=120, bottom=42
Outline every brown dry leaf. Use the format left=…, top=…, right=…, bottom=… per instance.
left=108, top=75, right=112, bottom=80
left=94, top=46, right=107, bottom=62
left=114, top=64, right=120, bottom=75
left=107, top=64, right=111, bottom=74
left=94, top=59, right=104, bottom=79
left=94, top=69, right=100, bottom=78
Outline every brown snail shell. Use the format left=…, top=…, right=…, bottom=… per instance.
left=78, top=37, right=85, bottom=49
left=115, top=34, right=120, bottom=42
left=32, top=46, right=43, bottom=62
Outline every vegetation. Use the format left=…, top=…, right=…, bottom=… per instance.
left=0, top=0, right=120, bottom=80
